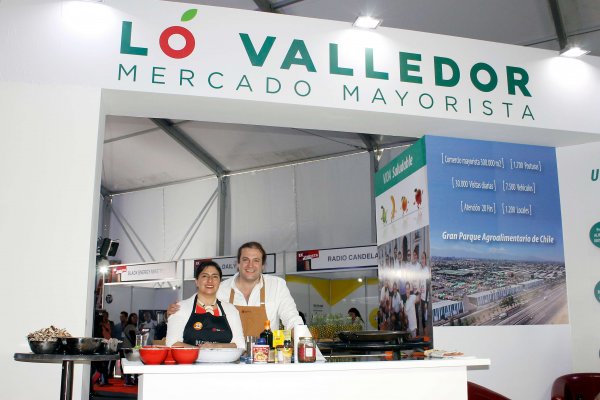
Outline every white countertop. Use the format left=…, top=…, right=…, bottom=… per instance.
left=122, top=357, right=490, bottom=374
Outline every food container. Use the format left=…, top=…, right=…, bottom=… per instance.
left=139, top=346, right=169, bottom=365
left=28, top=340, right=62, bottom=354
left=297, top=337, right=316, bottom=363
left=196, top=347, right=244, bottom=363
left=170, top=346, right=199, bottom=364
left=252, top=338, right=269, bottom=364
left=62, top=337, right=104, bottom=355
left=121, top=348, right=140, bottom=362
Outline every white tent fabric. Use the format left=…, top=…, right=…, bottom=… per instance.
left=109, top=151, right=377, bottom=263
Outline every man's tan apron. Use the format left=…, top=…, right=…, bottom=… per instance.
left=229, top=282, right=268, bottom=338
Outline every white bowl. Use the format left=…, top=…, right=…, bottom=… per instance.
left=196, top=347, right=243, bottom=363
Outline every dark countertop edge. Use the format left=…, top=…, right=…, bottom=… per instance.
left=14, top=352, right=119, bottom=362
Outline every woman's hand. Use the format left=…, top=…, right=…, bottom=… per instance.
left=166, top=302, right=181, bottom=318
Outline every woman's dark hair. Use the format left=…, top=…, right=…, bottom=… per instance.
left=237, top=241, right=267, bottom=264
left=194, top=260, right=222, bottom=280
left=348, top=307, right=363, bottom=321
left=127, top=313, right=138, bottom=325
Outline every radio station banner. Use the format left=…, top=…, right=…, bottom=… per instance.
left=116, top=262, right=177, bottom=282
left=191, top=254, right=276, bottom=278
left=296, top=246, right=377, bottom=271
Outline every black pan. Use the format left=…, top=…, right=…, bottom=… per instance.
left=337, top=330, right=408, bottom=343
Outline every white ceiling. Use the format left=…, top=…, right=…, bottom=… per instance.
left=102, top=0, right=600, bottom=194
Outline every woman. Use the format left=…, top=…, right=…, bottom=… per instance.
left=348, top=307, right=365, bottom=330
left=122, top=313, right=139, bottom=348
left=166, top=261, right=244, bottom=349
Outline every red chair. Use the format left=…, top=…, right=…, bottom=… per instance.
left=467, top=381, right=510, bottom=400
left=551, top=373, right=600, bottom=400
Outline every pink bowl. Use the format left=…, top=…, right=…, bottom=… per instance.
left=170, top=346, right=200, bottom=364
left=139, top=346, right=169, bottom=365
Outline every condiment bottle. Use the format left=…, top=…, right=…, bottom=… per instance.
left=282, top=339, right=293, bottom=363
left=297, top=337, right=316, bottom=363
left=260, top=320, right=274, bottom=349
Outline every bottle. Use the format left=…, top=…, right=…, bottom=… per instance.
left=260, top=320, right=274, bottom=349
left=282, top=339, right=293, bottom=363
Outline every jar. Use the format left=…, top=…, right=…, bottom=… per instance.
left=297, top=337, right=316, bottom=363
left=253, top=338, right=269, bottom=364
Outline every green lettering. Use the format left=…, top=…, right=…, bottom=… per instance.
left=118, top=64, right=137, bottom=81
left=329, top=43, right=353, bottom=76
left=419, top=93, right=434, bottom=109
left=434, top=57, right=460, bottom=87
left=208, top=72, right=223, bottom=89
left=399, top=52, right=422, bottom=84
left=482, top=100, right=493, bottom=115
left=281, top=39, right=316, bottom=72
left=294, top=80, right=311, bottom=97
left=372, top=88, right=387, bottom=104
left=239, top=33, right=276, bottom=67
left=120, top=21, right=148, bottom=56
left=522, top=105, right=534, bottom=120
left=502, top=102, right=512, bottom=117
left=446, top=96, right=458, bottom=112
left=152, top=67, right=166, bottom=85
left=470, top=63, right=498, bottom=92
left=236, top=75, right=253, bottom=91
left=266, top=77, right=281, bottom=94
left=180, top=69, right=194, bottom=86
left=343, top=85, right=359, bottom=101
left=506, top=66, right=531, bottom=97
left=366, top=49, right=388, bottom=80
left=395, top=91, right=408, bottom=106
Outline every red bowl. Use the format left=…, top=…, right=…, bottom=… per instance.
left=139, top=346, right=169, bottom=365
left=170, top=346, right=200, bottom=364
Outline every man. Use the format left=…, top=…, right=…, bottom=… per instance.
left=168, top=241, right=303, bottom=338
left=112, top=311, right=128, bottom=340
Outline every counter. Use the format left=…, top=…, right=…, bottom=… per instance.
left=122, top=357, right=490, bottom=400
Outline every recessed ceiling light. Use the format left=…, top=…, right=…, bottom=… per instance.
left=559, top=46, right=590, bottom=58
left=353, top=16, right=382, bottom=29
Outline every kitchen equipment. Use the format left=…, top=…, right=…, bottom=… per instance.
left=170, top=346, right=199, bottom=364
left=337, top=330, right=407, bottom=343
left=139, top=346, right=169, bottom=365
left=28, top=340, right=62, bottom=354
left=196, top=347, right=243, bottom=363
left=62, top=337, right=104, bottom=355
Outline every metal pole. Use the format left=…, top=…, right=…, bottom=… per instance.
left=60, top=360, right=74, bottom=400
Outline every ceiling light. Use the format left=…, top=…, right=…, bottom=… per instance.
left=559, top=46, right=590, bottom=58
left=353, top=16, right=382, bottom=29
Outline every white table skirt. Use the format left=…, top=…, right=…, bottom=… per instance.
left=123, top=357, right=490, bottom=400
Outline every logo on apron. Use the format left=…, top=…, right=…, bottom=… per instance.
left=193, top=321, right=203, bottom=330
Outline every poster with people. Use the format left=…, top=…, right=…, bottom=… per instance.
left=375, top=138, right=432, bottom=340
